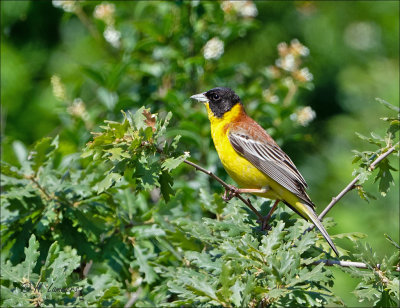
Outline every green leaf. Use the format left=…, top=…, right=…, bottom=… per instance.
left=1, top=234, right=40, bottom=283
left=44, top=245, right=81, bottom=288
left=218, top=261, right=233, bottom=302
left=159, top=170, right=174, bottom=202
left=98, top=286, right=121, bottom=303
left=22, top=234, right=40, bottom=281
left=162, top=152, right=190, bottom=172
left=384, top=234, right=400, bottom=250
left=96, top=172, right=123, bottom=193
left=353, top=167, right=372, bottom=185
left=355, top=132, right=382, bottom=147
left=376, top=98, right=400, bottom=113
left=374, top=159, right=396, bottom=196
left=333, top=232, right=367, bottom=242
left=134, top=245, right=157, bottom=284
left=230, top=279, right=245, bottom=306
left=0, top=162, right=24, bottom=179
left=260, top=221, right=285, bottom=255
left=387, top=119, right=400, bottom=137
left=130, top=106, right=147, bottom=131
left=104, top=147, right=131, bottom=162
left=355, top=185, right=376, bottom=202
left=131, top=224, right=166, bottom=239
left=30, top=136, right=56, bottom=172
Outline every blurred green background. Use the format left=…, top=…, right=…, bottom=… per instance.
left=1, top=1, right=399, bottom=306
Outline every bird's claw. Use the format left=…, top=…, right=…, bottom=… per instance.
left=222, top=185, right=240, bottom=201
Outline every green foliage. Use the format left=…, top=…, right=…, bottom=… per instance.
left=352, top=99, right=399, bottom=198
left=158, top=204, right=342, bottom=307
left=81, top=107, right=187, bottom=197
left=1, top=1, right=399, bottom=307
left=339, top=236, right=400, bottom=307
left=1, top=234, right=124, bottom=307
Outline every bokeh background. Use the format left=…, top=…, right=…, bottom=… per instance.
left=1, top=1, right=399, bottom=306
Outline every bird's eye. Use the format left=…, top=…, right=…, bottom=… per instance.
left=213, top=94, right=220, bottom=100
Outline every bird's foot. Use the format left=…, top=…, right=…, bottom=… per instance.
left=222, top=185, right=240, bottom=201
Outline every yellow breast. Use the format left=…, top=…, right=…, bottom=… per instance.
left=206, top=103, right=280, bottom=199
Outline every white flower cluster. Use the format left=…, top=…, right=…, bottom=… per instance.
left=293, top=67, right=313, bottom=82
left=276, top=39, right=309, bottom=72
left=203, top=37, right=224, bottom=60
left=94, top=3, right=115, bottom=25
left=67, top=98, right=90, bottom=121
left=221, top=1, right=258, bottom=18
left=262, top=39, right=313, bottom=105
left=52, top=0, right=76, bottom=13
left=290, top=106, right=316, bottom=126
left=103, top=26, right=121, bottom=48
left=93, top=2, right=121, bottom=49
left=262, top=89, right=279, bottom=104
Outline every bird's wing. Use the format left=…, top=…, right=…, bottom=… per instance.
left=228, top=128, right=313, bottom=207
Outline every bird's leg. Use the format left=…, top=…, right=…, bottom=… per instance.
left=222, top=186, right=276, bottom=230
left=223, top=186, right=269, bottom=201
left=258, top=199, right=280, bottom=231
left=236, top=187, right=269, bottom=194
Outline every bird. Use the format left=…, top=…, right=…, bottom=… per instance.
left=190, top=87, right=339, bottom=256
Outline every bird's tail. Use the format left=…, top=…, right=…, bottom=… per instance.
left=291, top=201, right=339, bottom=256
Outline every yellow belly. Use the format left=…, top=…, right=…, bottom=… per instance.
left=207, top=104, right=280, bottom=200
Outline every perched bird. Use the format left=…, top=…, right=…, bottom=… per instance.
left=190, top=87, right=339, bottom=256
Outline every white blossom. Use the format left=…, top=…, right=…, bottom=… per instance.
left=276, top=54, right=296, bottom=72
left=94, top=3, right=115, bottom=25
left=104, top=26, right=121, bottom=48
left=277, top=42, right=289, bottom=57
left=67, top=98, right=86, bottom=118
left=262, top=89, right=279, bottom=104
left=239, top=1, right=258, bottom=17
left=52, top=0, right=76, bottom=13
left=290, top=39, right=310, bottom=56
left=293, top=67, right=313, bottom=82
left=203, top=37, right=224, bottom=60
left=290, top=106, right=316, bottom=126
left=221, top=1, right=258, bottom=18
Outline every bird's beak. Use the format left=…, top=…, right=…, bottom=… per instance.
left=190, top=92, right=208, bottom=102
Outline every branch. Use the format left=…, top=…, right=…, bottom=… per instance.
left=183, top=159, right=264, bottom=222
left=317, top=142, right=399, bottom=223
left=313, top=259, right=400, bottom=272
left=26, top=175, right=52, bottom=201
left=183, top=158, right=400, bottom=273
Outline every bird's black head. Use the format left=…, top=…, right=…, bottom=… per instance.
left=190, top=87, right=241, bottom=118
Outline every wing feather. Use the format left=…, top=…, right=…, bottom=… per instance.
left=228, top=131, right=313, bottom=206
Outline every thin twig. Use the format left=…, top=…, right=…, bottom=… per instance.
left=315, top=142, right=399, bottom=224
left=312, top=259, right=400, bottom=272
left=283, top=80, right=298, bottom=107
left=124, top=288, right=142, bottom=308
left=83, top=260, right=93, bottom=277
left=74, top=6, right=101, bottom=42
left=27, top=176, right=52, bottom=201
left=183, top=159, right=264, bottom=221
